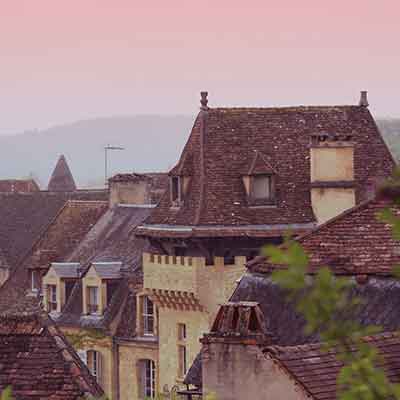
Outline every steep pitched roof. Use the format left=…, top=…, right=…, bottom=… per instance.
left=48, top=155, right=77, bottom=191
left=138, top=103, right=394, bottom=238
left=0, top=200, right=108, bottom=316
left=0, top=311, right=103, bottom=399
left=250, top=197, right=400, bottom=276
left=0, top=179, right=39, bottom=193
left=0, top=248, right=9, bottom=270
left=52, top=205, right=152, bottom=333
left=0, top=190, right=108, bottom=269
left=268, top=332, right=400, bottom=400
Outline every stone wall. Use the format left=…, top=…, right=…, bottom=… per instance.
left=202, top=342, right=308, bottom=400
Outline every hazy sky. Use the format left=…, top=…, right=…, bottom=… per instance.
left=0, top=0, right=399, bottom=134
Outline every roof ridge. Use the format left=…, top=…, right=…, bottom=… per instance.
left=211, top=105, right=361, bottom=111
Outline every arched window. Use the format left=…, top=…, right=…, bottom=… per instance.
left=139, top=359, right=156, bottom=399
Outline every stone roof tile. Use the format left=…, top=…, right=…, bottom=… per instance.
left=139, top=104, right=394, bottom=238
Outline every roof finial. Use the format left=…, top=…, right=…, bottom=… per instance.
left=200, top=91, right=209, bottom=110
left=359, top=90, right=369, bottom=107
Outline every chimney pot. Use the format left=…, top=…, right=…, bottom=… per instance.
left=359, top=91, right=369, bottom=107
left=200, top=91, right=209, bottom=110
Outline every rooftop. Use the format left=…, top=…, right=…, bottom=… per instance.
left=249, top=196, right=400, bottom=276
left=268, top=331, right=400, bottom=400
left=139, top=95, right=394, bottom=238
left=0, top=311, right=103, bottom=399
left=48, top=154, right=77, bottom=192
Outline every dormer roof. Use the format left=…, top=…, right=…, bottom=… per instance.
left=246, top=151, right=277, bottom=176
left=91, top=261, right=122, bottom=279
left=50, top=262, right=80, bottom=279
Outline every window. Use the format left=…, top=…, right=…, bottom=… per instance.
left=139, top=359, right=156, bottom=399
left=30, top=270, right=38, bottom=292
left=87, top=286, right=99, bottom=314
left=87, top=350, right=102, bottom=384
left=78, top=350, right=102, bottom=385
left=47, top=284, right=57, bottom=312
left=251, top=175, right=271, bottom=200
left=178, top=345, right=187, bottom=377
left=178, top=323, right=186, bottom=341
left=171, top=176, right=181, bottom=205
left=143, top=296, right=155, bottom=335
left=177, top=323, right=187, bottom=378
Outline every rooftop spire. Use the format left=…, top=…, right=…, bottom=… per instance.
left=48, top=155, right=77, bottom=192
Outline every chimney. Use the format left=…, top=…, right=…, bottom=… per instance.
left=200, top=302, right=271, bottom=400
left=200, top=91, right=209, bottom=110
left=359, top=90, right=369, bottom=107
left=108, top=173, right=153, bottom=208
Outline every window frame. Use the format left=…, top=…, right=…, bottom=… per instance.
left=248, top=173, right=276, bottom=205
left=47, top=284, right=57, bottom=312
left=170, top=176, right=182, bottom=206
left=140, top=359, right=156, bottom=399
left=177, top=323, right=188, bottom=378
left=87, top=350, right=102, bottom=384
left=87, top=286, right=99, bottom=315
left=142, top=296, right=155, bottom=336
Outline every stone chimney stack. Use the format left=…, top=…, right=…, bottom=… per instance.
left=200, top=302, right=271, bottom=400
left=359, top=90, right=369, bottom=107
left=200, top=91, right=209, bottom=110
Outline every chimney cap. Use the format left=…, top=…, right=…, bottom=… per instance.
left=359, top=90, right=369, bottom=107
left=200, top=91, right=209, bottom=110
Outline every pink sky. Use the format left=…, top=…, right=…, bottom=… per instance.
left=0, top=0, right=399, bottom=133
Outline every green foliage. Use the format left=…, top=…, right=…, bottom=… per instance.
left=0, top=387, right=13, bottom=400
left=264, top=236, right=400, bottom=400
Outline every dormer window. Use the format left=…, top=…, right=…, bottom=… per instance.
left=87, top=286, right=99, bottom=315
left=47, top=284, right=57, bottom=312
left=171, top=176, right=181, bottom=206
left=251, top=174, right=272, bottom=200
left=82, top=262, right=122, bottom=316
left=243, top=151, right=277, bottom=206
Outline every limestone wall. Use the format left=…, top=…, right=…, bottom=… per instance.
left=203, top=342, right=308, bottom=400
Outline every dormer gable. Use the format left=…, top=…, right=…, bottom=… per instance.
left=242, top=151, right=277, bottom=206
left=42, top=262, right=80, bottom=313
left=82, top=262, right=122, bottom=315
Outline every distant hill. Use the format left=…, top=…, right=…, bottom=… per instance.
left=0, top=115, right=399, bottom=189
left=376, top=119, right=400, bottom=162
left=0, top=115, right=194, bottom=188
